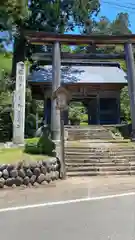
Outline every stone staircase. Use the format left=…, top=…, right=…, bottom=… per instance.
left=65, top=125, right=114, bottom=141
left=65, top=142, right=135, bottom=176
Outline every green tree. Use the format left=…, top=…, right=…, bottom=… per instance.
left=11, top=0, right=100, bottom=79
left=74, top=12, right=131, bottom=122
left=111, top=13, right=131, bottom=35
left=0, top=0, right=28, bottom=30
left=69, top=102, right=86, bottom=124
left=120, top=86, right=130, bottom=122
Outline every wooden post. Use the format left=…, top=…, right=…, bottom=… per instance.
left=36, top=113, right=38, bottom=131
left=87, top=102, right=91, bottom=125
left=97, top=93, right=100, bottom=124
left=61, top=109, right=68, bottom=125
left=60, top=111, right=66, bottom=179
left=116, top=93, right=120, bottom=124
left=51, top=42, right=61, bottom=140
left=124, top=42, right=135, bottom=139
left=43, top=98, right=47, bottom=124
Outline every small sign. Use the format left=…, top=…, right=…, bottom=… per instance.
left=56, top=92, right=67, bottom=110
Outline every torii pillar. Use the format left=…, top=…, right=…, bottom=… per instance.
left=124, top=42, right=135, bottom=140
left=51, top=42, right=61, bottom=140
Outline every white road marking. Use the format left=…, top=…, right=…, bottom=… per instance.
left=0, top=191, right=135, bottom=213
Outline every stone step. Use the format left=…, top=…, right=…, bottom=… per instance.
left=67, top=133, right=110, bottom=136
left=65, top=146, right=135, bottom=150
left=65, top=153, right=135, bottom=158
left=68, top=136, right=112, bottom=139
left=67, top=130, right=113, bottom=140
left=65, top=149, right=135, bottom=153
left=66, top=153, right=135, bottom=158
left=67, top=130, right=109, bottom=133
left=65, top=144, right=135, bottom=148
left=65, top=150, right=135, bottom=154
left=66, top=165, right=135, bottom=172
left=67, top=131, right=109, bottom=135
left=66, top=162, right=135, bottom=167
left=66, top=144, right=134, bottom=147
left=68, top=138, right=113, bottom=141
left=66, top=127, right=107, bottom=130
left=65, top=158, right=135, bottom=163
left=67, top=129, right=109, bottom=132
left=68, top=132, right=110, bottom=135
left=67, top=170, right=135, bottom=177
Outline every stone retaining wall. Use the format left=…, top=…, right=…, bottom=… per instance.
left=0, top=158, right=60, bottom=188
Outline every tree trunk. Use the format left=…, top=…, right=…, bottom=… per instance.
left=11, top=29, right=26, bottom=87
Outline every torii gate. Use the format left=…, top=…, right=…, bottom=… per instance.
left=13, top=32, right=135, bottom=143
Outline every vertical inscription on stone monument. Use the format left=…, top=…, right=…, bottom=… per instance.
left=13, top=62, right=26, bottom=144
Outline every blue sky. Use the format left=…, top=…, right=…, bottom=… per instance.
left=99, top=1, right=135, bottom=33
left=69, top=0, right=135, bottom=34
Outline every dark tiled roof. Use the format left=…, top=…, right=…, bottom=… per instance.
left=28, top=63, right=127, bottom=84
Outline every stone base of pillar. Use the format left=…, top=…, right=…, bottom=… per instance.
left=51, top=130, right=60, bottom=141
left=51, top=99, right=60, bottom=141
left=131, top=130, right=135, bottom=141
left=54, top=140, right=61, bottom=158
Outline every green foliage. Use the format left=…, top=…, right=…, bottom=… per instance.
left=0, top=53, right=12, bottom=74
left=61, top=45, right=72, bottom=53
left=0, top=52, right=13, bottom=142
left=69, top=102, right=87, bottom=124
left=0, top=108, right=13, bottom=142
left=25, top=88, right=44, bottom=138
left=25, top=114, right=36, bottom=138
left=120, top=86, right=131, bottom=122
left=0, top=92, right=12, bottom=110
left=81, top=114, right=88, bottom=123
left=37, top=127, right=55, bottom=156
left=80, top=122, right=88, bottom=126
left=37, top=136, right=55, bottom=156
left=110, top=13, right=131, bottom=35
left=86, top=12, right=131, bottom=36
left=0, top=0, right=29, bottom=30
left=24, top=137, right=39, bottom=154
left=27, top=0, right=100, bottom=33
left=24, top=127, right=55, bottom=156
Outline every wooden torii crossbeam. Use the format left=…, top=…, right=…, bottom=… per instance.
left=25, top=31, right=135, bottom=45
left=31, top=52, right=134, bottom=65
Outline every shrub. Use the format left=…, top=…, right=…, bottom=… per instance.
left=24, top=126, right=56, bottom=156
left=37, top=127, right=55, bottom=156
left=0, top=108, right=13, bottom=142
left=81, top=114, right=88, bottom=123
left=37, top=134, right=55, bottom=156
left=69, top=102, right=87, bottom=124
left=25, top=114, right=37, bottom=138
left=24, top=138, right=40, bottom=154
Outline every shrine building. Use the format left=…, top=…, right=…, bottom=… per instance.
left=28, top=61, right=127, bottom=125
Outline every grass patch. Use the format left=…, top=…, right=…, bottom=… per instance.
left=80, top=122, right=88, bottom=126
left=0, top=147, right=49, bottom=164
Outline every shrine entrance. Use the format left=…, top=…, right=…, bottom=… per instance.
left=24, top=32, right=135, bottom=141
left=88, top=97, right=98, bottom=125
left=100, top=98, right=119, bottom=124
left=67, top=96, right=120, bottom=125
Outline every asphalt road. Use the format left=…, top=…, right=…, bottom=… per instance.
left=1, top=194, right=135, bottom=240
